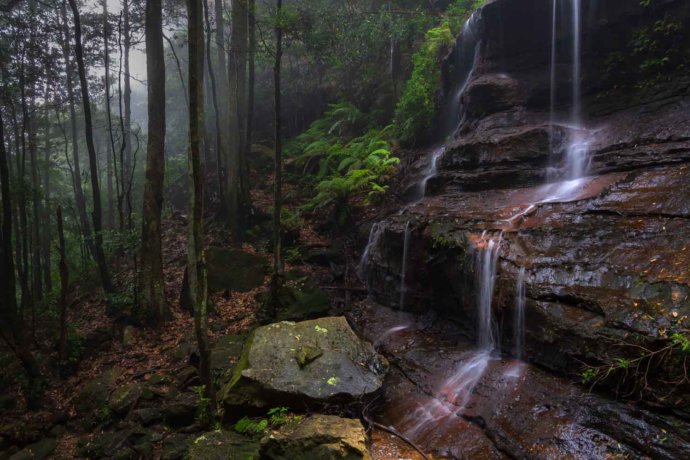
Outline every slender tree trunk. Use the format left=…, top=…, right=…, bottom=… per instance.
left=18, top=57, right=34, bottom=328
left=270, top=0, right=284, bottom=313
left=56, top=206, right=69, bottom=361
left=0, top=110, right=42, bottom=409
left=214, top=0, right=229, bottom=208
left=68, top=0, right=113, bottom=294
left=187, top=0, right=214, bottom=423
left=123, top=0, right=133, bottom=227
left=60, top=0, right=94, bottom=258
left=226, top=0, right=248, bottom=239
left=245, top=0, right=255, bottom=167
left=203, top=0, right=223, bottom=202
left=41, top=103, right=52, bottom=293
left=29, top=86, right=43, bottom=304
left=138, top=0, right=168, bottom=325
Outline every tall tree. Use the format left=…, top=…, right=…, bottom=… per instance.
left=270, top=0, right=284, bottom=309
left=187, top=0, right=214, bottom=422
left=0, top=109, right=43, bottom=408
left=122, top=0, right=134, bottom=227
left=138, top=0, right=168, bottom=325
left=68, top=0, right=113, bottom=293
left=245, top=0, right=255, bottom=168
left=225, top=0, right=248, bottom=239
left=214, top=0, right=229, bottom=206
left=59, top=0, right=94, bottom=259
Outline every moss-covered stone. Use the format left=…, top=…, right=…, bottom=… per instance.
left=109, top=382, right=143, bottom=415
left=221, top=317, right=387, bottom=412
left=260, top=414, right=371, bottom=460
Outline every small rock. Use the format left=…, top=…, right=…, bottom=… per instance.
left=122, top=326, right=137, bottom=347
left=260, top=415, right=371, bottom=459
left=188, top=431, right=260, bottom=460
left=131, top=408, right=164, bottom=426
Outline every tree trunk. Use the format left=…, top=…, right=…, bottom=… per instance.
left=226, top=0, right=248, bottom=240
left=123, top=0, right=133, bottom=227
left=187, top=0, right=214, bottom=424
left=138, top=0, right=168, bottom=325
left=214, top=0, right=228, bottom=208
left=270, top=0, right=284, bottom=315
left=0, top=110, right=43, bottom=409
left=56, top=206, right=69, bottom=361
left=60, top=0, right=94, bottom=258
left=67, top=0, right=113, bottom=293
left=203, top=0, right=223, bottom=204
left=245, top=0, right=255, bottom=176
left=41, top=102, right=52, bottom=293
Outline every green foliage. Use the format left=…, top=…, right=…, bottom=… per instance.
left=234, top=407, right=302, bottom=437
left=671, top=333, right=690, bottom=353
left=288, top=103, right=399, bottom=225
left=604, top=15, right=686, bottom=89
left=581, top=367, right=598, bottom=385
left=394, top=0, right=485, bottom=144
left=65, top=324, right=86, bottom=366
left=193, top=385, right=213, bottom=427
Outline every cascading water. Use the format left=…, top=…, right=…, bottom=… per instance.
left=410, top=14, right=481, bottom=202
left=475, top=231, right=503, bottom=351
left=359, top=222, right=382, bottom=283
left=514, top=267, right=526, bottom=360
left=399, top=221, right=411, bottom=310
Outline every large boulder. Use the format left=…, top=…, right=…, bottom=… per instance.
left=8, top=438, right=56, bottom=460
left=221, top=317, right=388, bottom=411
left=260, top=415, right=371, bottom=460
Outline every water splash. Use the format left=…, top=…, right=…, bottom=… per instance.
left=399, top=221, right=411, bottom=310
left=514, top=267, right=526, bottom=360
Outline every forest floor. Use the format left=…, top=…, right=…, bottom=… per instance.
left=0, top=154, right=401, bottom=459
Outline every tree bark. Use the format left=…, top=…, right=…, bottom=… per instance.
left=138, top=0, right=168, bottom=325
left=187, top=0, right=214, bottom=423
left=68, top=0, right=113, bottom=293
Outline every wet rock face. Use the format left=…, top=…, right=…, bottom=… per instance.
left=364, top=0, right=690, bottom=411
left=221, top=317, right=388, bottom=412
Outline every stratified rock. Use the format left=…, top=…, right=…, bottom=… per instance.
left=260, top=415, right=371, bottom=460
left=206, top=247, right=267, bottom=293
left=188, top=431, right=259, bottom=460
left=221, top=317, right=388, bottom=411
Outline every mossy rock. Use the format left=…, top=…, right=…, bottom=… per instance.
left=188, top=431, right=260, bottom=460
left=206, top=248, right=267, bottom=293
left=221, top=317, right=387, bottom=412
left=75, top=367, right=123, bottom=416
left=108, top=382, right=143, bottom=415
left=260, top=414, right=371, bottom=460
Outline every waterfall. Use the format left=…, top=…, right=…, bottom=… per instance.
left=359, top=223, right=383, bottom=283
left=411, top=15, right=481, bottom=203
left=475, top=231, right=503, bottom=351
left=514, top=267, right=526, bottom=360
left=571, top=0, right=582, bottom=125
left=399, top=221, right=411, bottom=310
left=549, top=0, right=558, bottom=152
